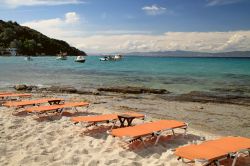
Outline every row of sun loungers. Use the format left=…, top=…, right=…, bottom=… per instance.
left=1, top=92, right=249, bottom=166
left=1, top=93, right=89, bottom=116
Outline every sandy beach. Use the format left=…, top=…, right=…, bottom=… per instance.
left=1, top=0, right=250, bottom=165
left=0, top=91, right=249, bottom=166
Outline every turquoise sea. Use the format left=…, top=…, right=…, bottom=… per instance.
left=0, top=56, right=250, bottom=95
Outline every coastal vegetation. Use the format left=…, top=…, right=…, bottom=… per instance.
left=0, top=20, right=86, bottom=56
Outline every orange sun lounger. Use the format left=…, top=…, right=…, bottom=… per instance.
left=25, top=102, right=89, bottom=116
left=0, top=93, right=31, bottom=101
left=71, top=112, right=145, bottom=128
left=111, top=120, right=188, bottom=145
left=3, top=98, right=64, bottom=108
left=0, top=92, right=13, bottom=95
left=175, top=136, right=250, bottom=166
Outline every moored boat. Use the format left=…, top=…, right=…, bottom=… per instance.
left=99, top=54, right=123, bottom=61
left=56, top=52, right=67, bottom=60
left=75, top=56, right=86, bottom=63
left=99, top=56, right=110, bottom=61
left=24, top=56, right=33, bottom=61
left=113, top=54, right=122, bottom=60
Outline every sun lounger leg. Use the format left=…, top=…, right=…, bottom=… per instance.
left=183, top=123, right=188, bottom=136
left=59, top=108, right=64, bottom=117
left=155, top=131, right=162, bottom=145
left=172, top=129, right=175, bottom=136
left=142, top=115, right=146, bottom=123
left=232, top=154, right=238, bottom=166
left=73, top=107, right=79, bottom=112
left=215, top=160, right=221, bottom=166
left=231, top=150, right=249, bottom=166
left=141, top=137, right=146, bottom=147
left=111, top=120, right=117, bottom=130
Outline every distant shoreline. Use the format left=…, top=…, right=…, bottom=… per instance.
left=1, top=55, right=250, bottom=58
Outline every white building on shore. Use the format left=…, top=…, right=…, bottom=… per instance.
left=8, top=48, right=17, bottom=56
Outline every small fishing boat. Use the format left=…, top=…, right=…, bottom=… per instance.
left=99, top=54, right=123, bottom=61
left=56, top=52, right=67, bottom=60
left=113, top=54, right=122, bottom=60
left=75, top=56, right=85, bottom=63
left=24, top=56, right=33, bottom=61
left=99, top=56, right=110, bottom=61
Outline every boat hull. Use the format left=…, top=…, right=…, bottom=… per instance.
left=75, top=59, right=85, bottom=63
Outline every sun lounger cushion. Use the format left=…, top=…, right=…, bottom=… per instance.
left=71, top=112, right=144, bottom=123
left=3, top=98, right=64, bottom=107
left=26, top=102, right=89, bottom=113
left=0, top=92, right=13, bottom=95
left=112, top=120, right=187, bottom=138
left=72, top=114, right=118, bottom=123
left=0, top=93, right=31, bottom=98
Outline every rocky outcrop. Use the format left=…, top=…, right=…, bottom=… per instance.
left=14, top=84, right=38, bottom=91
left=210, top=87, right=250, bottom=95
left=42, top=86, right=77, bottom=93
left=14, top=84, right=27, bottom=90
left=97, top=86, right=169, bottom=94
left=174, top=91, right=250, bottom=106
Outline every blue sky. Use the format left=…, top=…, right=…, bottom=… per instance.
left=1, top=0, right=250, bottom=53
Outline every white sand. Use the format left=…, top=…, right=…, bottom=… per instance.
left=0, top=94, right=249, bottom=166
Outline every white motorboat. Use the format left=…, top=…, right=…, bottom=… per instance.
left=113, top=54, right=122, bottom=60
left=99, top=56, right=109, bottom=61
left=56, top=56, right=67, bottom=60
left=56, top=52, right=67, bottom=60
left=99, top=54, right=123, bottom=61
left=75, top=56, right=85, bottom=63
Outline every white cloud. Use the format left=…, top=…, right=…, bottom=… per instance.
left=1, top=0, right=84, bottom=8
left=206, top=0, right=243, bottom=6
left=65, top=12, right=80, bottom=24
left=77, top=31, right=250, bottom=53
left=22, top=12, right=82, bottom=40
left=21, top=13, right=250, bottom=54
left=142, top=4, right=166, bottom=15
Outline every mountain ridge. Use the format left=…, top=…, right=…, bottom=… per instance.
left=0, top=20, right=86, bottom=56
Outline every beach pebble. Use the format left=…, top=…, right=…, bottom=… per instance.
left=14, top=84, right=27, bottom=90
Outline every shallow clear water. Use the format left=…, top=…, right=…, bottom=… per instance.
left=0, top=56, right=250, bottom=94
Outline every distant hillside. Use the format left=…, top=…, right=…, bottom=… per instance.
left=0, top=20, right=86, bottom=56
left=126, top=50, right=250, bottom=57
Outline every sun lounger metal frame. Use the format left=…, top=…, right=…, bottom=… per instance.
left=111, top=120, right=188, bottom=146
